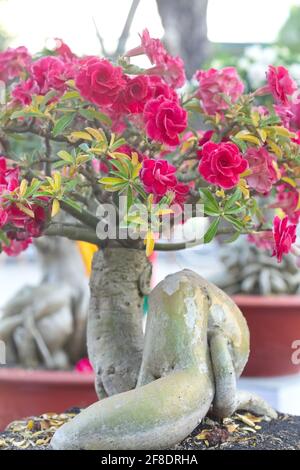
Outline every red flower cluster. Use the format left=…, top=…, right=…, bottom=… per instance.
left=76, top=57, right=125, bottom=107
left=112, top=75, right=153, bottom=114
left=266, top=66, right=297, bottom=106
left=139, top=159, right=189, bottom=205
left=245, top=147, right=279, bottom=194
left=272, top=216, right=297, bottom=262
left=0, top=46, right=31, bottom=82
left=194, top=67, right=244, bottom=116
left=270, top=184, right=300, bottom=224
left=198, top=141, right=248, bottom=189
left=126, top=29, right=186, bottom=89
left=0, top=156, right=48, bottom=255
left=12, top=54, right=77, bottom=105
left=143, top=96, right=187, bottom=146
left=75, top=54, right=187, bottom=146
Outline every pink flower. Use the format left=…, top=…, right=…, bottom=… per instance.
left=172, top=182, right=190, bottom=205
left=270, top=184, right=300, bottom=224
left=194, top=67, right=244, bottom=115
left=148, top=75, right=178, bottom=101
left=143, top=96, right=187, bottom=146
left=274, top=103, right=294, bottom=128
left=245, top=147, right=279, bottom=194
left=126, top=29, right=167, bottom=65
left=0, top=156, right=49, bottom=252
left=126, top=30, right=186, bottom=89
left=292, top=130, right=300, bottom=145
left=2, top=238, right=32, bottom=256
left=117, top=145, right=145, bottom=162
left=149, top=55, right=186, bottom=89
left=12, top=78, right=39, bottom=105
left=0, top=46, right=31, bottom=82
left=75, top=57, right=125, bottom=107
left=248, top=232, right=274, bottom=251
left=92, top=159, right=109, bottom=174
left=198, top=141, right=248, bottom=189
left=197, top=130, right=215, bottom=158
left=272, top=215, right=297, bottom=262
left=31, top=56, right=69, bottom=94
left=140, top=159, right=177, bottom=196
left=266, top=66, right=297, bottom=106
left=54, top=38, right=76, bottom=60
left=290, top=98, right=300, bottom=130
left=75, top=357, right=93, bottom=373
left=0, top=207, right=8, bottom=227
left=113, top=75, right=152, bottom=114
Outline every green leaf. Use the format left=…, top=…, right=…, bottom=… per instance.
left=57, top=150, right=74, bottom=163
left=52, top=113, right=76, bottom=137
left=184, top=99, right=202, bottom=112
left=200, top=190, right=222, bottom=216
left=61, top=90, right=81, bottom=101
left=10, top=109, right=47, bottom=120
left=199, top=188, right=220, bottom=212
left=0, top=230, right=10, bottom=246
left=111, top=159, right=130, bottom=178
left=204, top=217, right=220, bottom=244
left=52, top=160, right=68, bottom=169
left=40, top=90, right=58, bottom=108
left=79, top=108, right=112, bottom=126
left=223, top=205, right=245, bottom=214
left=133, top=182, right=147, bottom=200
left=224, top=231, right=241, bottom=244
left=127, top=186, right=133, bottom=211
left=260, top=115, right=281, bottom=127
left=223, top=214, right=244, bottom=231
left=110, top=138, right=126, bottom=151
left=204, top=205, right=221, bottom=216
left=61, top=197, right=82, bottom=211
left=230, top=136, right=247, bottom=153
left=25, top=180, right=42, bottom=198
left=224, top=188, right=242, bottom=212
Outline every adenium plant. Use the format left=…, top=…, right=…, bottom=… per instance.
left=0, top=34, right=298, bottom=262
left=0, top=30, right=296, bottom=451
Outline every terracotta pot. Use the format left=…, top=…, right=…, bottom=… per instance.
left=233, top=295, right=300, bottom=377
left=0, top=368, right=97, bottom=431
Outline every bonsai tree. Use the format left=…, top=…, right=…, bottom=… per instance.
left=0, top=32, right=299, bottom=448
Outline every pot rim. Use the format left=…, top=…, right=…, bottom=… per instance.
left=0, top=367, right=95, bottom=385
left=232, top=294, right=300, bottom=307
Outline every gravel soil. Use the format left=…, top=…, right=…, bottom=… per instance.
left=0, top=409, right=299, bottom=450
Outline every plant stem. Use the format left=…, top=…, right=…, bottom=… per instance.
left=44, top=222, right=101, bottom=246
left=60, top=200, right=99, bottom=229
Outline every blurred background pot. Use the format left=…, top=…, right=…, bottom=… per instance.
left=0, top=368, right=96, bottom=430
left=218, top=239, right=300, bottom=377
left=233, top=295, right=300, bottom=377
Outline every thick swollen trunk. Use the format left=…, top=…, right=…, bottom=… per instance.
left=52, top=270, right=277, bottom=450
left=88, top=247, right=152, bottom=398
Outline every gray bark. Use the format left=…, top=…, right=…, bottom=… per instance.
left=156, top=0, right=211, bottom=78
left=88, top=246, right=152, bottom=398
left=51, top=270, right=276, bottom=450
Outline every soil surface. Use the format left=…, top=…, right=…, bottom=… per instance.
left=0, top=409, right=299, bottom=450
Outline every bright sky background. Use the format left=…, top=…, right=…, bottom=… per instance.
left=0, top=0, right=300, bottom=54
